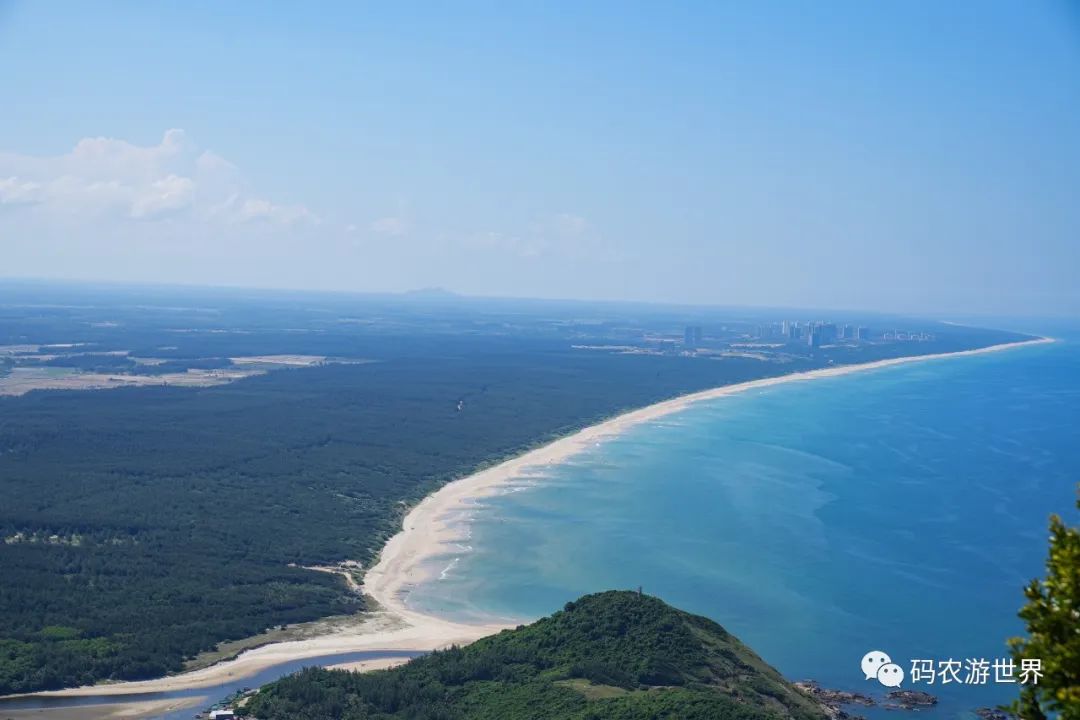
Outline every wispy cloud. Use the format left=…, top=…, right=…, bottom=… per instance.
left=0, top=129, right=315, bottom=226
left=369, top=215, right=411, bottom=237
left=461, top=213, right=617, bottom=262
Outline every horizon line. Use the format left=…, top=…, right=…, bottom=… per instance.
left=0, top=274, right=1076, bottom=324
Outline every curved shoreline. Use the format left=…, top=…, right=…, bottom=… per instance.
left=12, top=336, right=1054, bottom=702
left=362, top=336, right=1054, bottom=617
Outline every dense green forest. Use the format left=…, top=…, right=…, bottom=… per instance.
left=0, top=346, right=812, bottom=694
left=243, top=591, right=829, bottom=720
left=34, top=353, right=235, bottom=374
left=0, top=285, right=1031, bottom=695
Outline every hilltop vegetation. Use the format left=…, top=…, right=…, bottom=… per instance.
left=243, top=591, right=828, bottom=720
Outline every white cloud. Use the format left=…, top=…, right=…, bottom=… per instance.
left=195, top=150, right=237, bottom=174
left=130, top=174, right=196, bottom=219
left=0, top=129, right=316, bottom=227
left=460, top=213, right=614, bottom=261
left=237, top=197, right=314, bottom=225
left=551, top=212, right=589, bottom=237
left=370, top=216, right=410, bottom=237
left=0, top=177, right=44, bottom=205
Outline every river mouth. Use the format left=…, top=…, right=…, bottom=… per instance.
left=0, top=650, right=423, bottom=719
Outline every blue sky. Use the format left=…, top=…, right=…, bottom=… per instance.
left=1, top=1, right=1078, bottom=315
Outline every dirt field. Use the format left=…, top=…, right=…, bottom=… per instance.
left=0, top=368, right=263, bottom=396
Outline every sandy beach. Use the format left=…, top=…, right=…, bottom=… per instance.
left=24, top=610, right=505, bottom=698
left=9, top=336, right=1052, bottom=711
left=362, top=336, right=1054, bottom=620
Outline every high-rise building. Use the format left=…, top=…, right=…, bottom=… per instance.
left=856, top=326, right=869, bottom=341
left=683, top=325, right=702, bottom=349
left=807, top=327, right=821, bottom=348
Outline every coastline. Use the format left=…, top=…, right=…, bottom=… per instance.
left=362, top=336, right=1054, bottom=619
left=14, top=336, right=1053, bottom=703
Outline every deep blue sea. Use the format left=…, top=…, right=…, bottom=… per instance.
left=410, top=333, right=1079, bottom=718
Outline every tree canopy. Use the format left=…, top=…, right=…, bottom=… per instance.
left=1010, top=487, right=1080, bottom=720
left=242, top=591, right=829, bottom=720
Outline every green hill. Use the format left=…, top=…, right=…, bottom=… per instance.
left=241, top=591, right=828, bottom=720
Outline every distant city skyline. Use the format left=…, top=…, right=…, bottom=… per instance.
left=2, top=1, right=1079, bottom=316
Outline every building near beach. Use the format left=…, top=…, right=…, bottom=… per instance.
left=683, top=326, right=702, bottom=349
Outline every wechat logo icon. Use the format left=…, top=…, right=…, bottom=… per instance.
left=862, top=650, right=904, bottom=687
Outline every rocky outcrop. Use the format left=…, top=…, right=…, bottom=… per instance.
left=883, top=690, right=938, bottom=710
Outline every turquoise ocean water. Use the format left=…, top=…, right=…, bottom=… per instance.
left=410, top=335, right=1079, bottom=718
